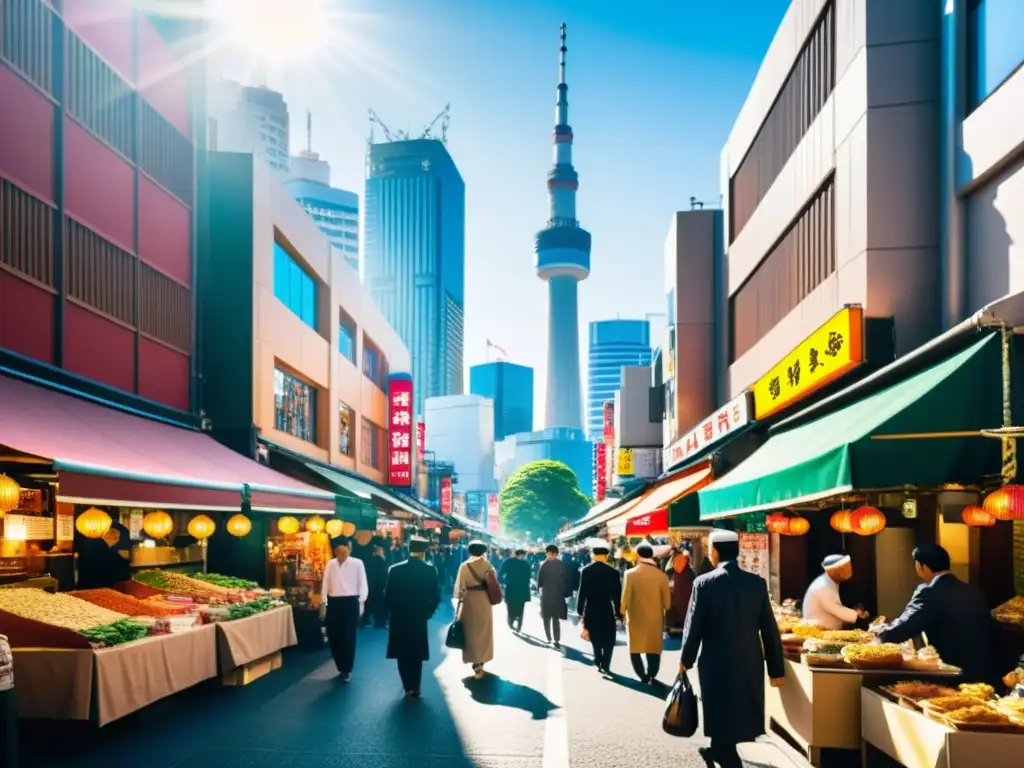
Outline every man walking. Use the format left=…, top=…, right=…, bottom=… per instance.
left=363, top=543, right=390, bottom=628
left=622, top=543, right=671, bottom=684
left=537, top=544, right=570, bottom=647
left=385, top=537, right=441, bottom=698
left=680, top=530, right=785, bottom=768
left=500, top=549, right=532, bottom=633
left=320, top=540, right=368, bottom=682
left=576, top=542, right=622, bottom=674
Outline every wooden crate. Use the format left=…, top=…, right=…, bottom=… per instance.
left=221, top=650, right=282, bottom=687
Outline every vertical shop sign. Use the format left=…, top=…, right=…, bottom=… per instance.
left=416, top=422, right=426, bottom=463
left=603, top=401, right=615, bottom=443
left=487, top=494, right=500, bottom=533
left=616, top=447, right=635, bottom=477
left=440, top=476, right=453, bottom=515
left=387, top=374, right=414, bottom=486
left=738, top=533, right=769, bottom=586
left=593, top=443, right=607, bottom=501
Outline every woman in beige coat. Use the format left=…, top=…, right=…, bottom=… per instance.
left=455, top=540, right=495, bottom=679
left=621, top=543, right=671, bottom=683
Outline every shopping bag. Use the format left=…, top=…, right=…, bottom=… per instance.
left=445, top=600, right=465, bottom=649
left=662, top=671, right=699, bottom=737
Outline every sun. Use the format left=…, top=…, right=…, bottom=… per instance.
left=214, top=0, right=328, bottom=62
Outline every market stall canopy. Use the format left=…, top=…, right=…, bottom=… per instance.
left=0, top=374, right=336, bottom=512
left=611, top=507, right=670, bottom=537
left=304, top=461, right=431, bottom=521
left=602, top=461, right=713, bottom=536
left=698, top=334, right=1001, bottom=519
left=556, top=489, right=649, bottom=542
left=451, top=512, right=487, bottom=534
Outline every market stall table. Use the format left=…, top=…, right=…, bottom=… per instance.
left=215, top=605, right=297, bottom=683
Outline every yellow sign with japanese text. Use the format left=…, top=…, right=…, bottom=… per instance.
left=616, top=448, right=635, bottom=477
left=752, top=306, right=864, bottom=420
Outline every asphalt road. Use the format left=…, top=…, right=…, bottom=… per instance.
left=20, top=601, right=806, bottom=768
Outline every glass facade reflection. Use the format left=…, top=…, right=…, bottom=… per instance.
left=274, top=367, right=317, bottom=443
left=967, top=0, right=1024, bottom=109
left=273, top=240, right=317, bottom=329
left=586, top=320, right=651, bottom=441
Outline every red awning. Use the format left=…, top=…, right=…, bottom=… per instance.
left=625, top=508, right=669, bottom=536
left=0, top=374, right=335, bottom=513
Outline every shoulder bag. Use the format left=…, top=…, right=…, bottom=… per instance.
left=469, top=562, right=503, bottom=607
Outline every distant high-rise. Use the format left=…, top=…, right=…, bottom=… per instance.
left=470, top=361, right=534, bottom=440
left=208, top=80, right=290, bottom=173
left=587, top=320, right=651, bottom=441
left=365, top=138, right=465, bottom=416
left=536, top=24, right=591, bottom=430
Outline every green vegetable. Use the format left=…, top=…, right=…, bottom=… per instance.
left=225, top=598, right=274, bottom=621
left=134, top=570, right=171, bottom=589
left=193, top=573, right=259, bottom=590
left=80, top=619, right=150, bottom=646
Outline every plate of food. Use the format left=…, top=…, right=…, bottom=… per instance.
left=958, top=683, right=996, bottom=701
left=822, top=629, right=874, bottom=645
left=882, top=681, right=958, bottom=705
left=802, top=639, right=849, bottom=667
left=941, top=705, right=1024, bottom=733
left=842, top=643, right=904, bottom=670
left=902, top=645, right=942, bottom=671
left=919, top=695, right=989, bottom=715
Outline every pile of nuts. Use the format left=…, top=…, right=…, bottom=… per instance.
left=0, top=588, right=127, bottom=631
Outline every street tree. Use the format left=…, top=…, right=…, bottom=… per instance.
left=499, top=460, right=592, bottom=540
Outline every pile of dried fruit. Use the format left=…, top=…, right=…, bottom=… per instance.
left=71, top=589, right=191, bottom=618
left=134, top=571, right=227, bottom=598
left=0, top=588, right=126, bottom=631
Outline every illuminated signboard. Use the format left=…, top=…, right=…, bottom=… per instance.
left=752, top=306, right=864, bottom=420
left=616, top=447, right=634, bottom=477
left=416, top=422, right=426, bottom=463
left=593, top=443, right=607, bottom=501
left=663, top=392, right=751, bottom=470
left=487, top=494, right=500, bottom=533
left=387, top=374, right=414, bottom=486
left=440, top=476, right=452, bottom=514
left=603, top=401, right=615, bottom=444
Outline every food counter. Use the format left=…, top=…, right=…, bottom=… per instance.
left=215, top=605, right=297, bottom=670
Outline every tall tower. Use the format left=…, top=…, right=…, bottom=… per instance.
left=537, top=23, right=591, bottom=429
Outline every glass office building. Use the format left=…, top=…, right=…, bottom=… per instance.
left=586, top=320, right=651, bottom=441
left=284, top=180, right=360, bottom=272
left=365, top=139, right=465, bottom=416
left=469, top=361, right=534, bottom=440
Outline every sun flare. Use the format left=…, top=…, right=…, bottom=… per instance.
left=214, top=0, right=328, bottom=62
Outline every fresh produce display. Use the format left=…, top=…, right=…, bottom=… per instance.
left=0, top=588, right=126, bottom=631
left=225, top=597, right=274, bottom=621
left=193, top=573, right=258, bottom=590
left=134, top=570, right=230, bottom=598
left=71, top=589, right=192, bottom=618
left=79, top=619, right=149, bottom=647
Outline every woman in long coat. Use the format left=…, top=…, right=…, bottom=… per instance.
left=621, top=545, right=671, bottom=682
left=455, top=540, right=495, bottom=678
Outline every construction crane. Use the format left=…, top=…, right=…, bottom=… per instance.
left=367, top=105, right=450, bottom=146
left=368, top=109, right=408, bottom=143
left=421, top=104, right=451, bottom=144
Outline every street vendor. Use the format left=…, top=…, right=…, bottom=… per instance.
left=802, top=554, right=868, bottom=629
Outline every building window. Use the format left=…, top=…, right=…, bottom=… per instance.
left=729, top=176, right=835, bottom=362
left=967, top=0, right=1024, bottom=110
left=339, top=402, right=354, bottom=457
left=273, top=239, right=318, bottom=330
left=66, top=33, right=134, bottom=159
left=139, top=100, right=193, bottom=206
left=338, top=310, right=356, bottom=364
left=0, top=179, right=54, bottom=287
left=361, top=417, right=385, bottom=470
left=139, top=263, right=192, bottom=352
left=274, top=367, right=317, bottom=444
left=362, top=335, right=388, bottom=390
left=0, top=0, right=55, bottom=96
left=64, top=218, right=135, bottom=324
left=729, top=1, right=835, bottom=242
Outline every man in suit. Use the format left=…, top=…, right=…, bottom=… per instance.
left=875, top=544, right=997, bottom=685
left=576, top=542, right=622, bottom=674
left=384, top=537, right=442, bottom=698
left=680, top=530, right=785, bottom=768
left=363, top=544, right=390, bottom=628
left=500, top=549, right=532, bottom=633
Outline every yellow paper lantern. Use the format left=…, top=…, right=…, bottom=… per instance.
left=830, top=510, right=853, bottom=534
left=142, top=510, right=174, bottom=539
left=354, top=529, right=373, bottom=546
left=226, top=513, right=252, bottom=537
left=76, top=507, right=112, bottom=539
left=786, top=516, right=810, bottom=536
left=187, top=514, right=216, bottom=540
left=0, top=475, right=21, bottom=514
left=305, top=515, right=326, bottom=533
left=341, top=522, right=356, bottom=537
left=325, top=518, right=345, bottom=537
left=277, top=515, right=300, bottom=535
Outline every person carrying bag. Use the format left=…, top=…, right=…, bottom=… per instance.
left=662, top=670, right=699, bottom=738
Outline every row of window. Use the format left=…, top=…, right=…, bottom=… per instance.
left=729, top=176, right=836, bottom=363
left=65, top=217, right=136, bottom=324
left=138, top=100, right=194, bottom=206
left=362, top=336, right=389, bottom=390
left=729, top=1, right=835, bottom=243
left=0, top=178, right=54, bottom=287
left=273, top=239, right=318, bottom=330
left=66, top=32, right=134, bottom=160
left=1, top=0, right=55, bottom=96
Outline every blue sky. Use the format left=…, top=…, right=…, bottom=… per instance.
left=212, top=0, right=789, bottom=427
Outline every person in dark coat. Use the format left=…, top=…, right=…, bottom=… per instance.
left=875, top=544, right=997, bottom=685
left=384, top=537, right=441, bottom=698
left=576, top=542, right=622, bottom=674
left=667, top=547, right=695, bottom=634
left=499, top=549, right=532, bottom=633
left=538, top=544, right=570, bottom=647
left=363, top=544, right=390, bottom=628
left=680, top=530, right=785, bottom=768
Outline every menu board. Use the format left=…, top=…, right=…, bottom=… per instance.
left=738, top=533, right=770, bottom=586
left=1014, top=520, right=1024, bottom=597
left=56, top=514, right=74, bottom=543
left=3, top=514, right=54, bottom=541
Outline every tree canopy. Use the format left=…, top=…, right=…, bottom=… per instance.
left=499, top=460, right=592, bottom=540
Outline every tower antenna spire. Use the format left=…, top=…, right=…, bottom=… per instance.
left=306, top=110, right=312, bottom=153
left=559, top=22, right=567, bottom=85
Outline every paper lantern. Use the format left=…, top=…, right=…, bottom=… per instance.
left=765, top=513, right=789, bottom=534
left=325, top=519, right=345, bottom=537
left=962, top=504, right=996, bottom=527
left=830, top=510, right=853, bottom=534
left=850, top=505, right=886, bottom=536
left=354, top=529, right=373, bottom=546
left=226, top=513, right=252, bottom=537
left=304, top=515, right=326, bottom=534
left=341, top=521, right=356, bottom=537
left=187, top=514, right=216, bottom=540
left=983, top=485, right=1024, bottom=521
left=76, top=507, right=112, bottom=539
left=0, top=475, right=21, bottom=513
left=142, top=510, right=174, bottom=539
left=786, top=516, right=810, bottom=536
left=277, top=516, right=300, bottom=535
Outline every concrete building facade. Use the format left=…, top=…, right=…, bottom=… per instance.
left=423, top=394, right=496, bottom=494
left=209, top=80, right=290, bottom=174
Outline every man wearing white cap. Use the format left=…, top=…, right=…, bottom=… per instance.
left=802, top=554, right=868, bottom=630
left=680, top=529, right=785, bottom=768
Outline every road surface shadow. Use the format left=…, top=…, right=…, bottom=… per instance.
left=460, top=674, right=558, bottom=721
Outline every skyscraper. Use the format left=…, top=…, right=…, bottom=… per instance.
left=208, top=79, right=290, bottom=173
left=470, top=361, right=534, bottom=440
left=536, top=24, right=591, bottom=430
left=587, top=320, right=652, bottom=441
left=365, top=138, right=465, bottom=416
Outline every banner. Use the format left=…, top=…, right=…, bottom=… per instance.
left=616, top=447, right=634, bottom=477
left=603, top=401, right=615, bottom=444
left=387, top=374, right=414, bottom=486
left=487, top=494, right=500, bottom=533
left=440, top=476, right=452, bottom=515
left=664, top=392, right=752, bottom=470
left=737, top=533, right=769, bottom=586
left=593, top=443, right=607, bottom=501
left=416, top=422, right=426, bottom=463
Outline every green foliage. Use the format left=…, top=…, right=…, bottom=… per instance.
left=499, top=460, right=592, bottom=540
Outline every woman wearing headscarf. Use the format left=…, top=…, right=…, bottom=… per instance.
left=455, top=540, right=496, bottom=679
left=667, top=546, right=696, bottom=634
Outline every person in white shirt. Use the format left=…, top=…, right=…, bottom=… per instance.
left=320, top=539, right=368, bottom=681
left=802, top=554, right=868, bottom=630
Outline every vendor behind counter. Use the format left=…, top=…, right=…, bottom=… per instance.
left=76, top=523, right=131, bottom=589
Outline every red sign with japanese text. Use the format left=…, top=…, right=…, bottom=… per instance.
left=663, top=392, right=751, bottom=470
left=487, top=494, right=500, bottom=533
left=387, top=374, right=414, bottom=486
left=416, top=422, right=426, bottom=463
left=440, top=476, right=452, bottom=515
left=625, top=508, right=669, bottom=536
left=602, top=401, right=615, bottom=444
left=593, top=443, right=607, bottom=502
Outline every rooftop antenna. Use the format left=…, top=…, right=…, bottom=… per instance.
left=306, top=110, right=312, bottom=153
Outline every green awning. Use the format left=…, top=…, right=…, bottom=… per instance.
left=305, top=463, right=423, bottom=525
left=699, top=334, right=1001, bottom=519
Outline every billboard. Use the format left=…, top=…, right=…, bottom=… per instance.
left=416, top=422, right=426, bottom=463
left=487, top=493, right=500, bottom=533
left=387, top=374, right=414, bottom=486
left=440, top=476, right=452, bottom=515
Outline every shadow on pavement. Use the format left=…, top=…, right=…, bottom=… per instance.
left=460, top=673, right=558, bottom=721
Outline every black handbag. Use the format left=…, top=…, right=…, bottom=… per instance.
left=445, top=599, right=465, bottom=650
left=662, top=671, right=699, bottom=738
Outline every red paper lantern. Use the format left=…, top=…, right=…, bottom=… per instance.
left=962, top=504, right=996, bottom=527
left=850, top=505, right=886, bottom=536
left=982, top=485, right=1024, bottom=521
left=765, top=513, right=789, bottom=534
left=786, top=516, right=810, bottom=536
left=830, top=510, right=853, bottom=534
